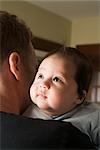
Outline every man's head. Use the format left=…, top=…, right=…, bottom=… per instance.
left=0, top=11, right=36, bottom=114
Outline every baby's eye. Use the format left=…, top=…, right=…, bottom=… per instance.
left=37, top=73, right=43, bottom=79
left=53, top=77, right=62, bottom=83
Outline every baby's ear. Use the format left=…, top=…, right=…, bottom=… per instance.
left=9, top=52, right=21, bottom=80
left=76, top=90, right=86, bottom=104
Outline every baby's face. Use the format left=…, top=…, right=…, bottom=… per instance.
left=30, top=54, right=82, bottom=116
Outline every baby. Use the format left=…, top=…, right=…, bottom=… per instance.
left=24, top=47, right=100, bottom=149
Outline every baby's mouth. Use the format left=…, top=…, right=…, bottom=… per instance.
left=37, top=93, right=47, bottom=99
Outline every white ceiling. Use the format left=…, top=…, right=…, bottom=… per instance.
left=28, top=0, right=100, bottom=20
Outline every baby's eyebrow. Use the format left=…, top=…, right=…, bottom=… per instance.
left=38, top=67, right=45, bottom=71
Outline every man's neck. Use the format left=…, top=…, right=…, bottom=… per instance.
left=0, top=94, right=20, bottom=115
left=0, top=105, right=19, bottom=115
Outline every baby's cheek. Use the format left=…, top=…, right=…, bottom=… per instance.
left=30, top=83, right=36, bottom=92
left=30, top=87, right=36, bottom=102
left=31, top=84, right=37, bottom=94
left=32, top=83, right=38, bottom=93
left=33, top=80, right=39, bottom=86
left=31, top=81, right=40, bottom=97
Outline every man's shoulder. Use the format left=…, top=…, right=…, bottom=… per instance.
left=0, top=111, right=71, bottom=128
left=0, top=111, right=80, bottom=134
left=0, top=111, right=95, bottom=149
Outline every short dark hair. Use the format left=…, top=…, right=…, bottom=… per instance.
left=0, top=11, right=33, bottom=64
left=43, top=47, right=93, bottom=97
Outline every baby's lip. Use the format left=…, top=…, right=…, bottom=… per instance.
left=37, top=93, right=47, bottom=99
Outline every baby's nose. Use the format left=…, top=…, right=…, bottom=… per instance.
left=40, top=80, right=50, bottom=89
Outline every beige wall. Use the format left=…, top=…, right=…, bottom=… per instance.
left=1, top=1, right=99, bottom=48
left=1, top=0, right=71, bottom=45
left=71, top=17, right=100, bottom=47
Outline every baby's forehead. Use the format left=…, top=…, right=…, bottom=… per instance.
left=39, top=55, right=76, bottom=77
left=48, top=54, right=75, bottom=65
left=40, top=54, right=75, bottom=69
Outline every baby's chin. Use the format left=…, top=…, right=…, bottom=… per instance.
left=37, top=103, right=49, bottom=110
left=35, top=98, right=48, bottom=108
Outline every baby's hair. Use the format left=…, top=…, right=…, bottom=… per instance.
left=43, top=46, right=93, bottom=99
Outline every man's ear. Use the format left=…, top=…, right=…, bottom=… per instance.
left=9, top=52, right=21, bottom=80
left=76, top=90, right=86, bottom=104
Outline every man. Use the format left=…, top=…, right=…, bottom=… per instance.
left=0, top=11, right=95, bottom=149
left=0, top=11, right=36, bottom=115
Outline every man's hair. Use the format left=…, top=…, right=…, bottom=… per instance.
left=0, top=11, right=33, bottom=64
left=43, top=47, right=93, bottom=97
